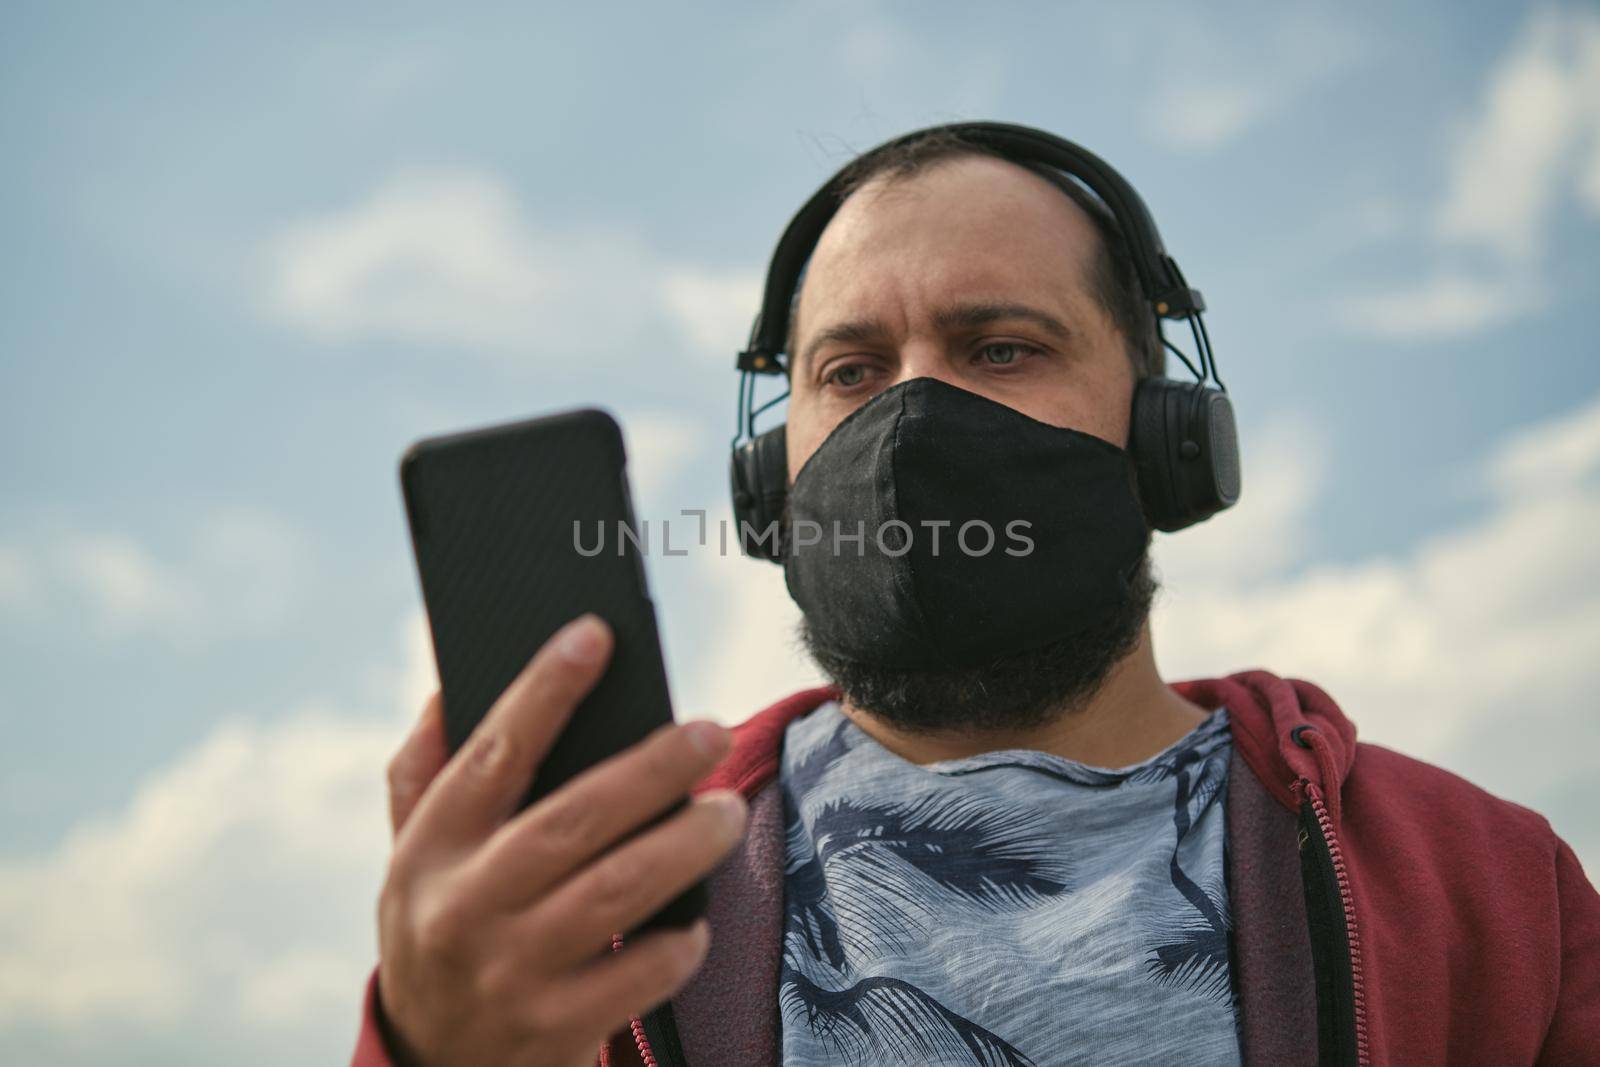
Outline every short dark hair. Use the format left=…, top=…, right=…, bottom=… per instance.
left=789, top=128, right=1165, bottom=379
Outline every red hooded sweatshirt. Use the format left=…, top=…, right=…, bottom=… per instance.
left=351, top=671, right=1600, bottom=1066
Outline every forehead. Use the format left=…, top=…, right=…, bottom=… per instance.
left=793, top=155, right=1103, bottom=340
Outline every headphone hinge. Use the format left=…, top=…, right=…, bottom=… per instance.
left=737, top=348, right=785, bottom=374
left=1153, top=287, right=1205, bottom=318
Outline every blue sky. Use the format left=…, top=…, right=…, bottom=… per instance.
left=3, top=2, right=1598, bottom=1063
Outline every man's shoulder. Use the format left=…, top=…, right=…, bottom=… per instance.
left=1350, top=740, right=1553, bottom=829
left=696, top=686, right=837, bottom=797
left=728, top=686, right=838, bottom=743
left=1344, top=739, right=1564, bottom=875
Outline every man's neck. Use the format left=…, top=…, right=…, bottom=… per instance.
left=837, top=622, right=1209, bottom=769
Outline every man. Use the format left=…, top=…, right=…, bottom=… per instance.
left=351, top=125, right=1600, bottom=1066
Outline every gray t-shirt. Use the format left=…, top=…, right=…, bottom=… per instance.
left=778, top=701, right=1241, bottom=1066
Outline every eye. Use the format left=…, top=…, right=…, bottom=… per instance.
left=976, top=342, right=1040, bottom=366
left=825, top=364, right=868, bottom=388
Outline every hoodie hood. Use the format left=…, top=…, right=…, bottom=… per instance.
left=700, top=669, right=1359, bottom=825
left=1171, top=670, right=1358, bottom=825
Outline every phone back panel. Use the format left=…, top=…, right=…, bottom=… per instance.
left=400, top=409, right=674, bottom=806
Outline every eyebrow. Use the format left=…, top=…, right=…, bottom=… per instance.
left=796, top=301, right=1074, bottom=369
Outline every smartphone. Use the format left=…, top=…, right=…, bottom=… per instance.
left=399, top=407, right=706, bottom=932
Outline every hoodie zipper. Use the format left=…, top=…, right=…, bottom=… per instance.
left=1297, top=780, right=1370, bottom=1067
left=629, top=1014, right=658, bottom=1067
left=630, top=1004, right=688, bottom=1067
left=609, top=930, right=673, bottom=1067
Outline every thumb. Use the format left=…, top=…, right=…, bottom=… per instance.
left=387, top=692, right=449, bottom=837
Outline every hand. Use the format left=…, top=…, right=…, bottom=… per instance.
left=376, top=614, right=747, bottom=1067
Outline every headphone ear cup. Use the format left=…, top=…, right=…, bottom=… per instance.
left=1129, top=378, right=1241, bottom=532
left=1195, top=388, right=1241, bottom=520
left=728, top=424, right=789, bottom=562
left=1130, top=378, right=1181, bottom=531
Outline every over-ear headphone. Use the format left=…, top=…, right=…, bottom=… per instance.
left=729, top=121, right=1241, bottom=562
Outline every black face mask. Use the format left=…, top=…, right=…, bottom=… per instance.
left=784, top=377, right=1150, bottom=671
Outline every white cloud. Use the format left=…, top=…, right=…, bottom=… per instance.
left=804, top=6, right=1003, bottom=118
left=0, top=544, right=37, bottom=608
left=1146, top=83, right=1271, bottom=153
left=8, top=508, right=310, bottom=646
left=236, top=946, right=369, bottom=1027
left=264, top=169, right=761, bottom=364
left=682, top=510, right=826, bottom=724
left=660, top=268, right=763, bottom=362
left=0, top=615, right=430, bottom=1054
left=615, top=409, right=705, bottom=518
left=58, top=535, right=188, bottom=631
left=1339, top=272, right=1543, bottom=340
left=355, top=46, right=447, bottom=109
left=266, top=168, right=607, bottom=352
left=1582, top=126, right=1600, bottom=211
left=1344, top=6, right=1600, bottom=341
left=1141, top=5, right=1365, bottom=152
left=1152, top=387, right=1600, bottom=870
left=1153, top=411, right=1328, bottom=583
left=839, top=20, right=899, bottom=76
left=1435, top=6, right=1600, bottom=261
left=1487, top=389, right=1600, bottom=496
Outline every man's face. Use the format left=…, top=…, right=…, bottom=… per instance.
left=785, top=154, right=1137, bottom=479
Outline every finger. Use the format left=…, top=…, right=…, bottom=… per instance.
left=517, top=790, right=747, bottom=974
left=463, top=718, right=733, bottom=907
left=388, top=692, right=449, bottom=838
left=405, top=614, right=613, bottom=852
left=535, top=919, right=711, bottom=1043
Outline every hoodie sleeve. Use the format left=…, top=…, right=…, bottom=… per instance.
left=350, top=969, right=401, bottom=1067
left=351, top=969, right=647, bottom=1067
left=1536, top=839, right=1600, bottom=1065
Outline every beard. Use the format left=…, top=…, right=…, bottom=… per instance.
left=799, top=554, right=1159, bottom=736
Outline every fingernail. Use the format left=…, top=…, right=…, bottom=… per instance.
left=704, top=790, right=747, bottom=828
left=682, top=720, right=729, bottom=758
left=556, top=615, right=605, bottom=665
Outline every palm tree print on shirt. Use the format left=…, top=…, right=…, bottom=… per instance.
left=781, top=782, right=1067, bottom=1065
left=1135, top=725, right=1237, bottom=1007
left=783, top=787, right=1074, bottom=972
left=780, top=959, right=1038, bottom=1067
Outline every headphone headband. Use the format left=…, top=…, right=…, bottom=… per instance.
left=736, top=120, right=1206, bottom=374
